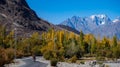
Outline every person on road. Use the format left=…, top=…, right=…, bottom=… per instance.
left=32, top=54, right=36, bottom=62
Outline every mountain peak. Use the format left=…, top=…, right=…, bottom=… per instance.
left=59, top=15, right=120, bottom=39
left=71, top=16, right=80, bottom=22
left=90, top=14, right=108, bottom=20
left=60, top=14, right=113, bottom=33
left=71, top=16, right=79, bottom=19
left=90, top=14, right=111, bottom=25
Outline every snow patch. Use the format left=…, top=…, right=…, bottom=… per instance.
left=97, top=14, right=106, bottom=18
left=101, top=21, right=105, bottom=25
left=113, top=19, right=120, bottom=23
left=90, top=15, right=96, bottom=20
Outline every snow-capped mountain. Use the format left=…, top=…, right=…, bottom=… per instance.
left=60, top=14, right=112, bottom=33
left=59, top=14, right=120, bottom=39
left=90, top=14, right=111, bottom=25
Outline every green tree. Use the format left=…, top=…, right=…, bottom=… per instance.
left=113, top=35, right=117, bottom=47
left=0, top=25, right=7, bottom=48
left=91, top=37, right=97, bottom=54
left=112, top=46, right=120, bottom=59
left=79, top=31, right=84, bottom=46
left=29, top=32, right=41, bottom=55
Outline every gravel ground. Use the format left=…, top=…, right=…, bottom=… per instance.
left=5, top=57, right=120, bottom=67
left=36, top=57, right=50, bottom=67
left=104, top=63, right=120, bottom=67
left=4, top=56, right=50, bottom=67
left=57, top=62, right=100, bottom=67
left=57, top=61, right=120, bottom=67
left=4, top=58, right=26, bottom=67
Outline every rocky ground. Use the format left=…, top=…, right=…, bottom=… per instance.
left=57, top=62, right=120, bottom=67
left=5, top=56, right=50, bottom=67
left=5, top=56, right=120, bottom=67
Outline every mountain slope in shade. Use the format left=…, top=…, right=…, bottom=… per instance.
left=60, top=15, right=120, bottom=39
left=57, top=25, right=80, bottom=34
left=0, top=0, right=55, bottom=37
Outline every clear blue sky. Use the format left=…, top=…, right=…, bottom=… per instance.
left=26, top=0, right=120, bottom=24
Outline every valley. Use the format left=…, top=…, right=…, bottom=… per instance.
left=0, top=0, right=120, bottom=67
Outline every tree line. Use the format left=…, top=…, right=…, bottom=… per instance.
left=0, top=25, right=120, bottom=66
left=41, top=29, right=120, bottom=62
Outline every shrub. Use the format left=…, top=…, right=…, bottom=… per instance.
left=0, top=47, right=6, bottom=66
left=43, top=50, right=53, bottom=60
left=96, top=56, right=105, bottom=61
left=70, top=55, right=77, bottom=63
left=31, top=46, right=42, bottom=56
left=17, top=50, right=24, bottom=58
left=105, top=65, right=109, bottom=67
left=58, top=56, right=65, bottom=62
left=50, top=58, right=58, bottom=66
left=80, top=61, right=85, bottom=64
left=0, top=48, right=14, bottom=66
left=4, top=48, right=14, bottom=64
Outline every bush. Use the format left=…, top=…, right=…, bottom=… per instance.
left=105, top=65, right=109, bottom=67
left=0, top=47, right=6, bottom=66
left=70, top=55, right=77, bottom=63
left=58, top=56, right=65, bottom=62
left=50, top=58, right=58, bottom=66
left=0, top=48, right=14, bottom=66
left=43, top=50, right=53, bottom=60
left=17, top=50, right=24, bottom=58
left=96, top=56, right=105, bottom=61
left=5, top=48, right=14, bottom=64
left=80, top=61, right=85, bottom=64
left=31, top=46, right=42, bottom=56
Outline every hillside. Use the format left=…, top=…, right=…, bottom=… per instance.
left=57, top=25, right=80, bottom=34
left=0, top=0, right=55, bottom=37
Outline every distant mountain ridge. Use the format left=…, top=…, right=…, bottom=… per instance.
left=60, top=14, right=120, bottom=39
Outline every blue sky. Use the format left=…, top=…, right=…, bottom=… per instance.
left=26, top=0, right=120, bottom=24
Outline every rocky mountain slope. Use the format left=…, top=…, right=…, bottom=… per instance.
left=57, top=25, right=80, bottom=34
left=60, top=15, right=120, bottom=39
left=0, top=0, right=55, bottom=37
left=92, top=22, right=120, bottom=39
left=60, top=15, right=112, bottom=33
